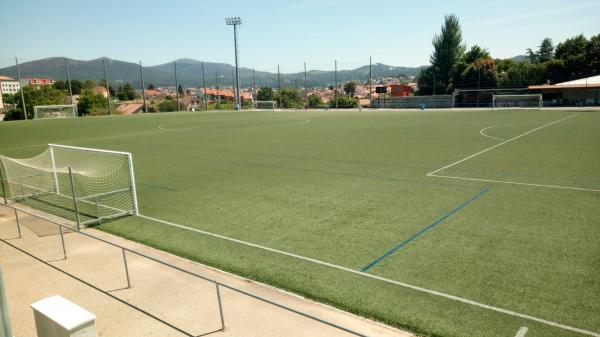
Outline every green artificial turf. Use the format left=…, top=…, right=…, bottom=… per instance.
left=1, top=109, right=599, bottom=337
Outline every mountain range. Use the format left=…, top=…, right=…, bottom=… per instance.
left=0, top=57, right=424, bottom=89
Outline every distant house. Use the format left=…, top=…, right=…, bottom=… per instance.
left=116, top=103, right=144, bottom=115
left=200, top=88, right=235, bottom=102
left=529, top=75, right=600, bottom=106
left=92, top=86, right=109, bottom=98
left=0, top=75, right=21, bottom=94
left=390, top=84, right=414, bottom=97
left=20, top=77, right=56, bottom=88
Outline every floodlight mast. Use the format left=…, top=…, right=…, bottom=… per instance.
left=225, top=17, right=242, bottom=110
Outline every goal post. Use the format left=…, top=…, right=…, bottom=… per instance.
left=0, top=144, right=138, bottom=227
left=33, top=104, right=78, bottom=119
left=253, top=101, right=277, bottom=110
left=492, top=94, right=542, bottom=110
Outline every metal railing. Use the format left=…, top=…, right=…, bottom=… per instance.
left=0, top=201, right=370, bottom=337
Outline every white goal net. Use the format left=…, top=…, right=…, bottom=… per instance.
left=253, top=101, right=277, bottom=110
left=492, top=94, right=542, bottom=110
left=0, top=144, right=138, bottom=228
left=34, top=104, right=78, bottom=119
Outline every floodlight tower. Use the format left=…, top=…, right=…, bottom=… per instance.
left=225, top=16, right=242, bottom=110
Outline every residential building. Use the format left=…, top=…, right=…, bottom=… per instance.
left=0, top=76, right=21, bottom=94
left=20, top=78, right=56, bottom=88
left=92, top=86, right=109, bottom=98
left=529, top=75, right=600, bottom=106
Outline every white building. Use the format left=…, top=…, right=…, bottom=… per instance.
left=0, top=76, right=21, bottom=94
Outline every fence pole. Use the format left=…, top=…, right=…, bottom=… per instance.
left=13, top=210, right=21, bottom=238
left=0, top=267, right=14, bottom=337
left=67, top=167, right=81, bottom=230
left=0, top=165, right=8, bottom=204
left=216, top=284, right=225, bottom=330
left=122, top=249, right=131, bottom=289
left=58, top=225, right=67, bottom=260
left=15, top=58, right=27, bottom=120
left=102, top=59, right=112, bottom=115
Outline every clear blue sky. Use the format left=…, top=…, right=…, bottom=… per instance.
left=1, top=0, right=599, bottom=72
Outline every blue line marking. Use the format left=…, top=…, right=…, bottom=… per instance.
left=360, top=187, right=490, bottom=272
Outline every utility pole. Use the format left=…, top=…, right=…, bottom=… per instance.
left=335, top=59, right=338, bottom=109
left=369, top=57, right=372, bottom=102
left=304, top=62, right=308, bottom=110
left=277, top=64, right=281, bottom=108
left=15, top=58, right=27, bottom=120
left=139, top=61, right=147, bottom=113
left=225, top=17, right=242, bottom=110
left=252, top=68, right=256, bottom=95
left=102, top=59, right=111, bottom=115
left=201, top=62, right=208, bottom=110
left=476, top=68, right=481, bottom=108
left=64, top=58, right=76, bottom=115
left=216, top=73, right=223, bottom=110
left=174, top=62, right=180, bottom=112
left=432, top=69, right=436, bottom=96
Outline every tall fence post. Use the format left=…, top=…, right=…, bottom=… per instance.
left=67, top=167, right=81, bottom=230
left=216, top=284, right=225, bottom=330
left=0, top=267, right=14, bottom=337
left=0, top=165, right=8, bottom=204
left=122, top=249, right=131, bottom=289
left=13, top=210, right=21, bottom=239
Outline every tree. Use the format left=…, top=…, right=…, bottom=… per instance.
left=77, top=90, right=108, bottom=116
left=117, top=83, right=136, bottom=100
left=257, top=86, right=275, bottom=101
left=5, top=85, right=68, bottom=120
left=329, top=93, right=358, bottom=108
left=555, top=34, right=588, bottom=80
left=148, top=83, right=155, bottom=90
left=463, top=45, right=490, bottom=64
left=82, top=80, right=96, bottom=90
left=587, top=34, right=600, bottom=75
left=307, top=94, right=323, bottom=108
left=178, top=84, right=184, bottom=95
left=276, top=88, right=304, bottom=109
left=158, top=96, right=181, bottom=112
left=343, top=81, right=357, bottom=97
left=424, top=14, right=465, bottom=94
left=527, top=38, right=554, bottom=63
left=539, top=38, right=554, bottom=63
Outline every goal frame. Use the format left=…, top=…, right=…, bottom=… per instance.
left=33, top=104, right=78, bottom=119
left=253, top=101, right=277, bottom=110
left=0, top=144, right=139, bottom=228
left=492, top=94, right=542, bottom=110
left=48, top=144, right=139, bottom=217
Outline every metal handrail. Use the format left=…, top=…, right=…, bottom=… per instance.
left=0, top=201, right=370, bottom=337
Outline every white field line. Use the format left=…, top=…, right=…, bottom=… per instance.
left=427, top=114, right=578, bottom=176
left=429, top=174, right=600, bottom=193
left=479, top=125, right=508, bottom=141
left=515, top=327, right=529, bottom=337
left=137, top=213, right=600, bottom=337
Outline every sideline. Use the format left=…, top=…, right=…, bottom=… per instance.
left=136, top=213, right=600, bottom=337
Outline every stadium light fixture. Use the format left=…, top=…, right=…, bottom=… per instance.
left=225, top=17, right=242, bottom=110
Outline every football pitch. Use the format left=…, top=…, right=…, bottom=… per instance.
left=1, top=109, right=599, bottom=337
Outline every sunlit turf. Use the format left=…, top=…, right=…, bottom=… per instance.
left=1, top=109, right=599, bottom=337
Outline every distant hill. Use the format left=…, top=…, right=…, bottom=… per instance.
left=0, top=57, right=424, bottom=89
left=511, top=55, right=529, bottom=62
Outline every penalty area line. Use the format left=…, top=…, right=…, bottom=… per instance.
left=136, top=213, right=600, bottom=337
left=428, top=174, right=600, bottom=193
left=427, top=114, right=577, bottom=176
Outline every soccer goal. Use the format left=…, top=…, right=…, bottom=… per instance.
left=492, top=94, right=542, bottom=110
left=0, top=144, right=138, bottom=228
left=253, top=101, right=277, bottom=110
left=33, top=104, right=78, bottom=119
